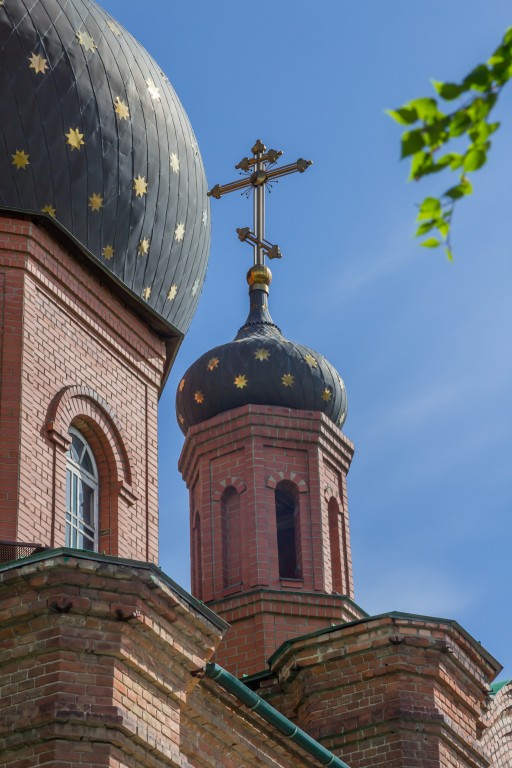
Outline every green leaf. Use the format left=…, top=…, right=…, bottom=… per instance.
left=437, top=219, right=450, bottom=238
left=386, top=106, right=419, bottom=125
left=401, top=129, right=426, bottom=158
left=408, top=97, right=441, bottom=121
left=421, top=237, right=441, bottom=248
left=445, top=179, right=473, bottom=200
left=467, top=94, right=497, bottom=122
left=449, top=111, right=472, bottom=137
left=417, top=197, right=441, bottom=220
left=415, top=220, right=436, bottom=236
left=503, top=27, right=512, bottom=46
left=432, top=80, right=466, bottom=100
left=463, top=64, right=492, bottom=90
left=463, top=148, right=487, bottom=171
left=409, top=150, right=432, bottom=180
left=445, top=246, right=454, bottom=262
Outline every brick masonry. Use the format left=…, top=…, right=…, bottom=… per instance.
left=254, top=613, right=502, bottom=768
left=0, top=552, right=332, bottom=768
left=0, top=216, right=166, bottom=562
left=179, top=404, right=362, bottom=675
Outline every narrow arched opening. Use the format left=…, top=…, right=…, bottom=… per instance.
left=275, top=481, right=301, bottom=579
left=65, top=427, right=99, bottom=551
left=221, top=486, right=241, bottom=590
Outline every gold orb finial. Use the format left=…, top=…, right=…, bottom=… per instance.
left=247, top=264, right=272, bottom=292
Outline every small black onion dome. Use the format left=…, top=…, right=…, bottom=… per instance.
left=0, top=0, right=209, bottom=336
left=176, top=265, right=347, bottom=435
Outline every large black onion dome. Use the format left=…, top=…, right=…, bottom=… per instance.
left=176, top=267, right=347, bottom=435
left=0, top=0, right=209, bottom=335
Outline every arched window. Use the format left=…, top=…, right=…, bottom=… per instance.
left=275, top=482, right=302, bottom=579
left=192, top=511, right=202, bottom=600
left=65, top=428, right=98, bottom=551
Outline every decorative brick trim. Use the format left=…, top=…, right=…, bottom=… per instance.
left=46, top=385, right=135, bottom=504
left=266, top=472, right=308, bottom=493
left=212, top=477, right=246, bottom=501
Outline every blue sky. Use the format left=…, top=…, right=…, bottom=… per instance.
left=101, top=0, right=512, bottom=680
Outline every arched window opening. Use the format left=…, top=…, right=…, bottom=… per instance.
left=328, top=497, right=343, bottom=593
left=65, top=428, right=98, bottom=551
left=192, top=512, right=202, bottom=600
left=275, top=482, right=301, bottom=579
left=221, top=487, right=241, bottom=589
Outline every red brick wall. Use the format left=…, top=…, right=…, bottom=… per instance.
left=0, top=552, right=325, bottom=768
left=257, top=613, right=501, bottom=768
left=480, top=681, right=512, bottom=766
left=0, top=216, right=166, bottom=562
left=179, top=404, right=359, bottom=674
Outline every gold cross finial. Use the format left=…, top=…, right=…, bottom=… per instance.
left=207, top=139, right=312, bottom=267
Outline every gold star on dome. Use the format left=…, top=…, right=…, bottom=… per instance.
left=179, top=378, right=185, bottom=392
left=191, top=278, right=199, bottom=297
left=254, top=348, right=270, bottom=362
left=66, top=127, right=84, bottom=151
left=282, top=373, right=295, bottom=388
left=178, top=414, right=185, bottom=425
left=28, top=53, right=48, bottom=75
left=142, top=287, right=151, bottom=301
left=234, top=374, right=248, bottom=389
left=202, top=209, right=208, bottom=227
left=133, top=175, right=148, bottom=197
left=174, top=222, right=185, bottom=242
left=167, top=284, right=178, bottom=301
left=190, top=135, right=199, bottom=155
left=114, top=97, right=130, bottom=120
left=146, top=78, right=160, bottom=101
left=102, top=245, right=114, bottom=260
left=207, top=357, right=219, bottom=371
left=41, top=204, right=56, bottom=217
left=138, top=238, right=150, bottom=256
left=76, top=30, right=97, bottom=53
left=170, top=152, right=180, bottom=174
left=107, top=20, right=122, bottom=36
left=304, top=354, right=318, bottom=368
left=322, top=388, right=332, bottom=402
left=88, top=193, right=103, bottom=212
left=194, top=391, right=204, bottom=404
left=11, top=150, right=29, bottom=170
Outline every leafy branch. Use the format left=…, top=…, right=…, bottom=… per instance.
left=388, top=27, right=512, bottom=259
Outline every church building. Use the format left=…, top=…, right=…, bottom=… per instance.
left=0, top=2, right=509, bottom=767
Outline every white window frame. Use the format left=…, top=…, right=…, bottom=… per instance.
left=65, top=427, right=99, bottom=551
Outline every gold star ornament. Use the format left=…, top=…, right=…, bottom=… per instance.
left=28, top=53, right=49, bottom=75
left=138, top=238, right=150, bottom=256
left=254, top=348, right=270, bottom=362
left=167, top=284, right=178, bottom=301
left=142, top=286, right=151, bottom=301
left=66, top=127, right=84, bottom=151
left=322, top=388, right=332, bottom=402
left=133, top=175, right=148, bottom=197
left=107, top=20, right=122, bottom=36
left=207, top=357, right=219, bottom=371
left=282, top=373, right=295, bottom=388
left=234, top=374, right=248, bottom=389
left=76, top=30, right=97, bottom=53
left=174, top=222, right=185, bottom=242
left=102, top=245, right=114, bottom=260
left=179, top=378, right=186, bottom=392
left=146, top=78, right=160, bottom=101
left=178, top=414, right=185, bottom=425
left=194, top=391, right=204, bottom=404
left=88, top=193, right=103, bottom=212
left=304, top=354, right=318, bottom=368
left=114, top=97, right=130, bottom=120
left=11, top=150, right=30, bottom=170
left=41, top=204, right=56, bottom=217
left=170, top=152, right=180, bottom=174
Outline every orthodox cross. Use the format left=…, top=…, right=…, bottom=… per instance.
left=207, top=139, right=312, bottom=266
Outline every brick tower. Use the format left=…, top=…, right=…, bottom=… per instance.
left=176, top=141, right=365, bottom=676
